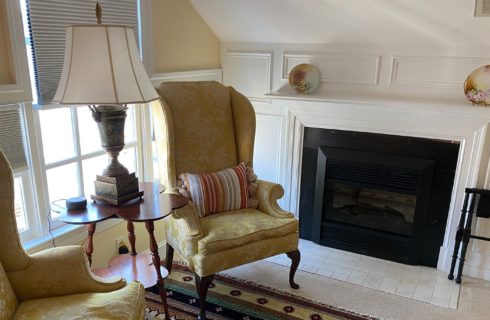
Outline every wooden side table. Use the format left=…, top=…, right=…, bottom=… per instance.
left=60, top=182, right=188, bottom=320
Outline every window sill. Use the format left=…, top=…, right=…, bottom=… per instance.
left=23, top=219, right=124, bottom=254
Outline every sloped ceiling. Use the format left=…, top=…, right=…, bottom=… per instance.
left=189, top=0, right=490, bottom=45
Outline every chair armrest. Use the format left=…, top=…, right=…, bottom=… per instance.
left=165, top=194, right=202, bottom=267
left=8, top=245, right=126, bottom=301
left=256, top=180, right=294, bottom=218
left=165, top=190, right=202, bottom=238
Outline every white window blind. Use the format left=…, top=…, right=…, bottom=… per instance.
left=26, top=0, right=140, bottom=105
left=0, top=106, right=27, bottom=172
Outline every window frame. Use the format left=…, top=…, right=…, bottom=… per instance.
left=32, top=103, right=143, bottom=229
left=13, top=166, right=39, bottom=242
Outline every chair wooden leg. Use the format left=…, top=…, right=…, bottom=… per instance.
left=449, top=192, right=470, bottom=281
left=195, top=273, right=214, bottom=320
left=165, top=243, right=174, bottom=273
left=287, top=250, right=301, bottom=289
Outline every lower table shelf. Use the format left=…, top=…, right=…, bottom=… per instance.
left=106, top=253, right=169, bottom=288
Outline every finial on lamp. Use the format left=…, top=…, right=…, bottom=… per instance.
left=96, top=1, right=102, bottom=24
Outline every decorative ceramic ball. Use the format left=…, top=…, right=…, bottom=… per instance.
left=288, top=63, right=320, bottom=94
left=464, top=65, right=490, bottom=106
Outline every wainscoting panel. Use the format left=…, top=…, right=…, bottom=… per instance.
left=252, top=101, right=288, bottom=208
left=390, top=55, right=489, bottom=88
left=254, top=114, right=282, bottom=184
left=282, top=52, right=381, bottom=85
left=225, top=52, right=272, bottom=99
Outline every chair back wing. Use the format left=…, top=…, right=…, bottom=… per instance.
left=154, top=81, right=255, bottom=188
left=0, top=151, right=29, bottom=271
left=229, top=87, right=255, bottom=166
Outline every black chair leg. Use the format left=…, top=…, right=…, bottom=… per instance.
left=195, top=273, right=214, bottom=320
left=455, top=192, right=477, bottom=284
left=287, top=250, right=301, bottom=289
left=449, top=192, right=470, bottom=280
left=165, top=243, right=174, bottom=273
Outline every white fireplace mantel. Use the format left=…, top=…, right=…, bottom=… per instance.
left=266, top=91, right=490, bottom=279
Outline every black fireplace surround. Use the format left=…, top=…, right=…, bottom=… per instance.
left=299, top=128, right=460, bottom=267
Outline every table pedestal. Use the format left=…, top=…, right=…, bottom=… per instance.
left=146, top=220, right=170, bottom=320
left=84, top=221, right=138, bottom=266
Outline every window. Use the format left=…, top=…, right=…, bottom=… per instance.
left=15, top=0, right=153, bottom=242
left=38, top=105, right=139, bottom=223
left=0, top=104, right=38, bottom=241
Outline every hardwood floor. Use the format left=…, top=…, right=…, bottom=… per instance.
left=92, top=252, right=167, bottom=288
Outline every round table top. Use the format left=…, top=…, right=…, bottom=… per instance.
left=60, top=182, right=189, bottom=224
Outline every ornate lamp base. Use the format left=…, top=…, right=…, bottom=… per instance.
left=91, top=173, right=144, bottom=205
left=89, top=105, right=143, bottom=206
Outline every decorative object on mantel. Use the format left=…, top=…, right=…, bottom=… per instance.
left=288, top=63, right=320, bottom=94
left=52, top=1, right=159, bottom=205
left=464, top=65, right=490, bottom=106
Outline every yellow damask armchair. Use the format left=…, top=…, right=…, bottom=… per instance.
left=152, top=81, right=301, bottom=320
left=0, top=151, right=146, bottom=320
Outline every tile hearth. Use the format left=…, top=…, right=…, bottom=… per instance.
left=265, top=239, right=460, bottom=309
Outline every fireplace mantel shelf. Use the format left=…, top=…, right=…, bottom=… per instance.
left=265, top=87, right=490, bottom=119
left=263, top=85, right=490, bottom=279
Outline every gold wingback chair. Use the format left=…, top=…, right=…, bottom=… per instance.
left=152, top=81, right=301, bottom=320
left=0, top=151, right=146, bottom=320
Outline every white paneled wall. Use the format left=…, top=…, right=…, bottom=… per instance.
left=224, top=51, right=289, bottom=208
left=221, top=42, right=490, bottom=281
left=252, top=102, right=288, bottom=208
left=282, top=52, right=381, bottom=85
left=389, top=56, right=490, bottom=88
left=225, top=52, right=271, bottom=99
left=253, top=115, right=282, bottom=183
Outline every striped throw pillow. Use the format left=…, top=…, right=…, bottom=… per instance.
left=179, top=163, right=250, bottom=217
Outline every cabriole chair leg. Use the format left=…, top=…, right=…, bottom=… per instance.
left=195, top=273, right=214, bottom=320
left=287, top=250, right=301, bottom=289
left=165, top=243, right=174, bottom=273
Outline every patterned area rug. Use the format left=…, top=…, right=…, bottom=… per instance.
left=145, top=264, right=377, bottom=320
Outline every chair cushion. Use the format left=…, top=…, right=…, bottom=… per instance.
left=13, top=281, right=145, bottom=320
left=180, top=163, right=251, bottom=217
left=0, top=262, right=17, bottom=320
left=198, top=208, right=299, bottom=255
left=193, top=233, right=299, bottom=277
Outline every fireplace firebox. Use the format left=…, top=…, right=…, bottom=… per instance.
left=299, top=128, right=459, bottom=266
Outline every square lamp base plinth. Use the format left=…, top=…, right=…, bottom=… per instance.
left=91, top=173, right=144, bottom=205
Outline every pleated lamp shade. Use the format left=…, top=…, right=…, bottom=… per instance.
left=53, top=25, right=158, bottom=105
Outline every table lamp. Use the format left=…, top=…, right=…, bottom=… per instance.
left=52, top=3, right=158, bottom=205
